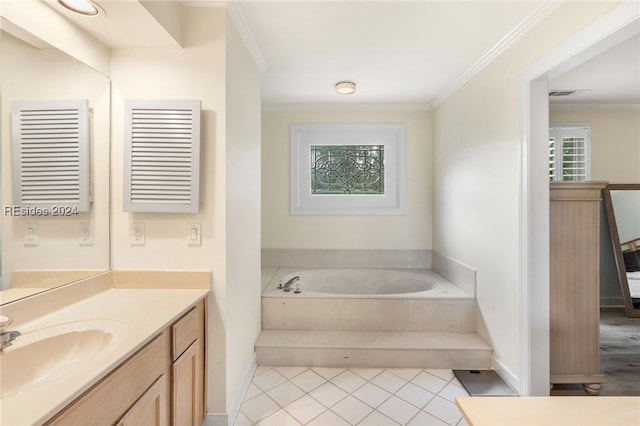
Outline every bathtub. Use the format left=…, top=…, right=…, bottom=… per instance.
left=262, top=268, right=475, bottom=332
left=264, top=268, right=471, bottom=299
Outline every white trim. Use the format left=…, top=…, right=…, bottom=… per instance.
left=226, top=0, right=268, bottom=73
left=290, top=124, right=406, bottom=216
left=519, top=3, right=640, bottom=396
left=550, top=103, right=640, bottom=111
left=203, top=353, right=257, bottom=426
left=491, top=356, right=520, bottom=395
left=228, top=353, right=257, bottom=426
left=432, top=1, right=561, bottom=107
left=262, top=103, right=432, bottom=112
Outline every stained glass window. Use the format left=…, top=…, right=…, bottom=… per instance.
left=310, top=145, right=384, bottom=194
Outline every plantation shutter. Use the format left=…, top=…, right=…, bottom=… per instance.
left=11, top=100, right=90, bottom=212
left=123, top=99, right=201, bottom=213
left=549, top=126, right=591, bottom=182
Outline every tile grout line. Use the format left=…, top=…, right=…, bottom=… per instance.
left=240, top=367, right=469, bottom=426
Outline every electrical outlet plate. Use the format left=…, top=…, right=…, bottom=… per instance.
left=187, top=222, right=201, bottom=246
left=24, top=223, right=38, bottom=246
left=131, top=222, right=145, bottom=246
left=80, top=222, right=93, bottom=246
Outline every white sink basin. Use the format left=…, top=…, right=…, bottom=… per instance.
left=0, top=319, right=128, bottom=399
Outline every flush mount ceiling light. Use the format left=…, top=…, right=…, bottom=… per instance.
left=335, top=81, right=356, bottom=95
left=58, top=0, right=104, bottom=16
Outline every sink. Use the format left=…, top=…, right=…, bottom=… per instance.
left=0, top=319, right=128, bottom=399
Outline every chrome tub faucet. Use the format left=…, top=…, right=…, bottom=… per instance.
left=278, top=276, right=300, bottom=292
left=0, top=315, right=21, bottom=351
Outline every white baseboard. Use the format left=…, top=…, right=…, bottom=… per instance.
left=491, top=356, right=520, bottom=395
left=203, top=353, right=257, bottom=426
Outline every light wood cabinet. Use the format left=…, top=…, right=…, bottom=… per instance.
left=117, top=375, right=169, bottom=426
left=46, top=299, right=206, bottom=425
left=549, top=182, right=607, bottom=394
left=172, top=302, right=206, bottom=426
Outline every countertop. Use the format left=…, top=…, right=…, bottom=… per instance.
left=0, top=286, right=209, bottom=426
left=456, top=396, right=640, bottom=426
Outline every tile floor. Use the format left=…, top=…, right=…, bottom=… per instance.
left=234, top=366, right=470, bottom=426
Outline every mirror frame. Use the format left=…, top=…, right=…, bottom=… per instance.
left=603, top=183, right=640, bottom=318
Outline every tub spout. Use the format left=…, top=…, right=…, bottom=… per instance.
left=282, top=276, right=300, bottom=292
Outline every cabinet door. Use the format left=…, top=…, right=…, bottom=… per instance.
left=172, top=340, right=203, bottom=426
left=117, top=374, right=169, bottom=426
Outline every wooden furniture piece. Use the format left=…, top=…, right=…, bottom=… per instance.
left=549, top=182, right=607, bottom=394
left=46, top=299, right=207, bottom=426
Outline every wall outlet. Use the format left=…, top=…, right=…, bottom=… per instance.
left=80, top=222, right=93, bottom=246
left=131, top=222, right=145, bottom=246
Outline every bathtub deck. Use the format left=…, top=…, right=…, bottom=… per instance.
left=256, top=330, right=491, bottom=369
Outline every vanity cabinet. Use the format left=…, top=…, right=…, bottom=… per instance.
left=549, top=182, right=607, bottom=394
left=172, top=301, right=206, bottom=426
left=45, top=299, right=206, bottom=426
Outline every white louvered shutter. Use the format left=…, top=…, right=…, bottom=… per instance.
left=123, top=100, right=201, bottom=213
left=11, top=100, right=90, bottom=212
left=549, top=126, right=591, bottom=182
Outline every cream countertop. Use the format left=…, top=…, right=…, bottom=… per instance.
left=456, top=396, right=640, bottom=426
left=0, top=286, right=209, bottom=426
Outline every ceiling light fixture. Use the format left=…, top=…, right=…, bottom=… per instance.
left=335, top=81, right=356, bottom=95
left=58, top=0, right=103, bottom=16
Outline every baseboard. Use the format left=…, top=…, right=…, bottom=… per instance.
left=491, top=356, right=520, bottom=395
left=203, top=353, right=257, bottom=426
left=202, top=413, right=228, bottom=426
left=600, top=297, right=624, bottom=308
left=228, top=353, right=257, bottom=426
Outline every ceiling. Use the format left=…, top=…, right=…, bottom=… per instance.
left=44, top=0, right=640, bottom=109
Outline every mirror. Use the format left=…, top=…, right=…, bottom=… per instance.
left=603, top=184, right=640, bottom=318
left=1, top=30, right=110, bottom=303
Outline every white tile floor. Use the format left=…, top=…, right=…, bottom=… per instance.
left=235, top=366, right=470, bottom=426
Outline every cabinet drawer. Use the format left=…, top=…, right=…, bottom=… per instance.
left=172, top=303, right=201, bottom=361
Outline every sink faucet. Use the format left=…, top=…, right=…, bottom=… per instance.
left=280, top=276, right=300, bottom=292
left=0, top=315, right=21, bottom=351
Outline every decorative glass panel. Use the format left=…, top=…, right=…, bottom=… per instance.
left=311, top=145, right=384, bottom=195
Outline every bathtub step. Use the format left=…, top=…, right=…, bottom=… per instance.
left=255, top=330, right=492, bottom=369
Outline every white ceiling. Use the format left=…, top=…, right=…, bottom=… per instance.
left=43, top=0, right=640, bottom=109
left=549, top=33, right=640, bottom=107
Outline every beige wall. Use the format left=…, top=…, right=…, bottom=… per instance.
left=262, top=110, right=433, bottom=250
left=432, top=1, right=619, bottom=391
left=550, top=108, right=640, bottom=183
left=110, top=7, right=261, bottom=417
left=224, top=15, right=262, bottom=410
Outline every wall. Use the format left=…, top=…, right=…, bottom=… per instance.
left=550, top=108, right=640, bottom=182
left=432, top=1, right=619, bottom=393
left=262, top=110, right=432, bottom=250
left=224, top=13, right=262, bottom=413
left=1, top=32, right=110, bottom=287
left=110, top=6, right=261, bottom=420
left=550, top=108, right=640, bottom=305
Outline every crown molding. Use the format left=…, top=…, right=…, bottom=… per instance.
left=226, top=0, right=268, bottom=73
left=550, top=102, right=640, bottom=110
left=181, top=0, right=268, bottom=73
left=262, top=103, right=433, bottom=112
left=431, top=1, right=561, bottom=108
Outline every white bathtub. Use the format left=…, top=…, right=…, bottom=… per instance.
left=264, top=268, right=471, bottom=299
left=262, top=268, right=475, bottom=331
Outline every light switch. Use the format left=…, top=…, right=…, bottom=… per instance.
left=24, top=223, right=38, bottom=246
left=187, top=223, right=201, bottom=246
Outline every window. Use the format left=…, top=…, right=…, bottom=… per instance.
left=549, top=125, right=591, bottom=182
left=290, top=124, right=406, bottom=215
